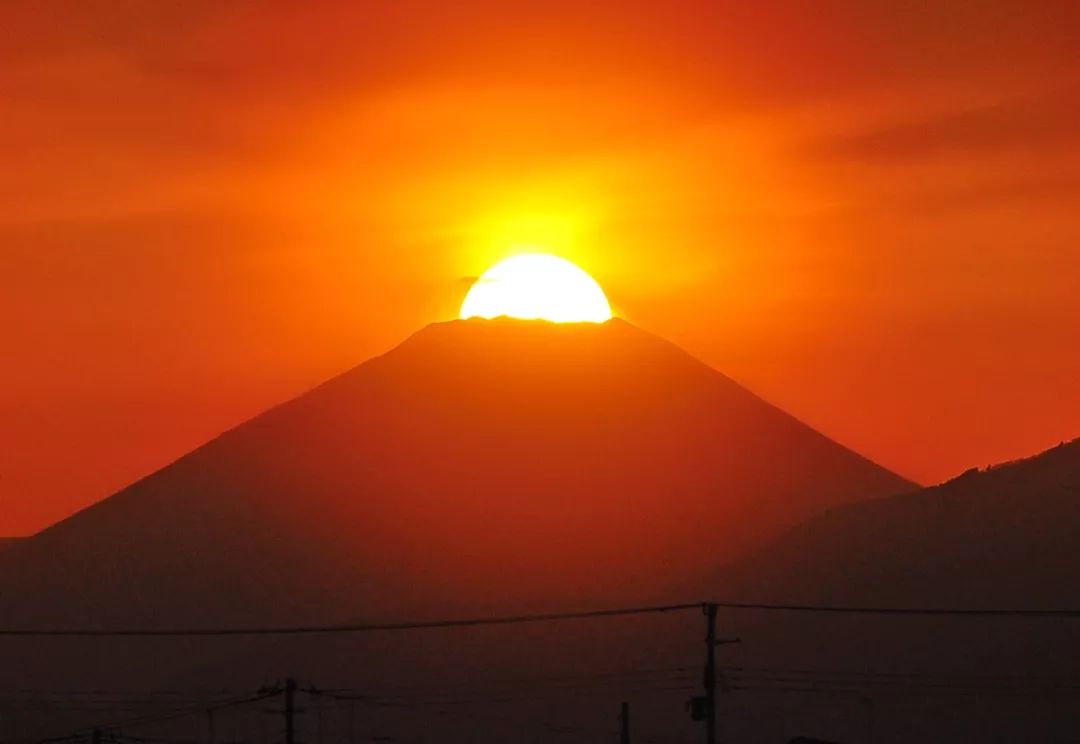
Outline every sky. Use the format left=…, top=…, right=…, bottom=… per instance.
left=2, top=0, right=1079, bottom=535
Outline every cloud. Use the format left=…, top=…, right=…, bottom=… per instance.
left=806, top=90, right=1080, bottom=163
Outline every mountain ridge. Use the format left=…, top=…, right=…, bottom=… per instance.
left=716, top=436, right=1080, bottom=607
left=0, top=318, right=913, bottom=628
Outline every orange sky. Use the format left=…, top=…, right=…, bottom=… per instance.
left=2, top=1, right=1079, bottom=535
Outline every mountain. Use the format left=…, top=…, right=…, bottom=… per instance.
left=717, top=437, right=1080, bottom=607
left=0, top=318, right=912, bottom=629
left=4, top=320, right=1076, bottom=743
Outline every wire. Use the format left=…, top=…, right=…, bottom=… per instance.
left=718, top=664, right=1080, bottom=685
left=307, top=665, right=694, bottom=697
left=310, top=677, right=696, bottom=704
left=0, top=602, right=700, bottom=637
left=2, top=689, right=247, bottom=699
left=333, top=683, right=698, bottom=708
left=717, top=664, right=1080, bottom=696
left=70, top=689, right=281, bottom=736
left=5, top=599, right=1080, bottom=637
left=709, top=601, right=1080, bottom=616
left=728, top=673, right=1080, bottom=693
left=32, top=672, right=691, bottom=743
left=730, top=681, right=1080, bottom=698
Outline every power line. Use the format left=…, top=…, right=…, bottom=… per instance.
left=324, top=683, right=698, bottom=708
left=72, top=689, right=281, bottom=736
left=730, top=681, right=1080, bottom=698
left=309, top=665, right=694, bottom=697
left=718, top=664, right=1080, bottom=684
left=5, top=600, right=1080, bottom=637
left=728, top=673, right=1080, bottom=693
left=30, top=677, right=693, bottom=744
left=710, top=601, right=1080, bottom=617
left=0, top=602, right=701, bottom=636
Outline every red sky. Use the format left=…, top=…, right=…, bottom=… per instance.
left=2, top=1, right=1079, bottom=535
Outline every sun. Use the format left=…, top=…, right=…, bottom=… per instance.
left=460, top=254, right=613, bottom=323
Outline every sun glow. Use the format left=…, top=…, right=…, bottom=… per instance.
left=460, top=254, right=613, bottom=323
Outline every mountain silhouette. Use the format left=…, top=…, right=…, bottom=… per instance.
left=717, top=437, right=1080, bottom=607
left=3, top=320, right=1076, bottom=743
left=699, top=438, right=1080, bottom=742
left=0, top=318, right=912, bottom=628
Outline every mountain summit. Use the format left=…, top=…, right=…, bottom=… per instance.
left=0, top=318, right=911, bottom=627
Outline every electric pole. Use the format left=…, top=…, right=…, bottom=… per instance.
left=704, top=603, right=717, bottom=744
left=284, top=678, right=297, bottom=744
left=620, top=701, right=630, bottom=744
left=700, top=603, right=740, bottom=744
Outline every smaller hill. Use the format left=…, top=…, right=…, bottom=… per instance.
left=718, top=438, right=1080, bottom=607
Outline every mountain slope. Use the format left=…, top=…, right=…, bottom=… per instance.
left=717, top=437, right=1080, bottom=606
left=0, top=318, right=912, bottom=627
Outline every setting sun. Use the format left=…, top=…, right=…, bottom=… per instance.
left=460, top=254, right=613, bottom=323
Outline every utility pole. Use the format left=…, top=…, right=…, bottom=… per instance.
left=700, top=603, right=740, bottom=744
left=284, top=678, right=297, bottom=744
left=619, top=701, right=630, bottom=744
left=704, top=603, right=717, bottom=744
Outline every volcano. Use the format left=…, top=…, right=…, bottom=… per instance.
left=0, top=318, right=912, bottom=628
